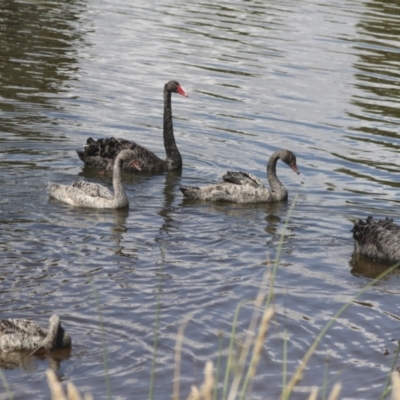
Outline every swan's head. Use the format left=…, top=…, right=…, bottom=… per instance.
left=165, top=80, right=188, bottom=97
left=280, top=150, right=300, bottom=175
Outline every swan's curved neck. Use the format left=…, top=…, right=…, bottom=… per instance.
left=267, top=150, right=288, bottom=201
left=163, top=89, right=182, bottom=170
left=112, top=158, right=128, bottom=207
left=41, top=316, right=60, bottom=350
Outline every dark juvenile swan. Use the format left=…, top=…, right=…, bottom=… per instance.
left=352, top=216, right=400, bottom=264
left=0, top=314, right=71, bottom=352
left=76, top=80, right=188, bottom=172
left=49, top=149, right=135, bottom=208
left=180, top=149, right=300, bottom=203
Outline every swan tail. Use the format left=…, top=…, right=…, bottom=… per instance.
left=179, top=186, right=201, bottom=199
left=47, top=182, right=60, bottom=193
left=77, top=137, right=140, bottom=169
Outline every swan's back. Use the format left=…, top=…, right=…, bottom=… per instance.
left=180, top=183, right=275, bottom=203
left=76, top=137, right=142, bottom=170
left=71, top=181, right=114, bottom=199
left=222, top=171, right=265, bottom=188
left=49, top=183, right=114, bottom=208
left=352, top=216, right=400, bottom=264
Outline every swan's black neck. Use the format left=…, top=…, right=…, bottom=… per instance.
left=267, top=150, right=288, bottom=201
left=163, top=88, right=182, bottom=170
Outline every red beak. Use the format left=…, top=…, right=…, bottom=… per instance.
left=290, top=164, right=300, bottom=175
left=177, top=85, right=188, bottom=97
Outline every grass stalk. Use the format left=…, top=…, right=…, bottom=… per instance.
left=308, top=387, right=319, bottom=400
left=265, top=195, right=298, bottom=310
left=0, top=368, right=13, bottom=400
left=226, top=271, right=270, bottom=400
left=379, top=340, right=400, bottom=400
left=281, top=261, right=400, bottom=400
left=236, top=308, right=274, bottom=400
left=213, top=332, right=224, bottom=400
left=221, top=298, right=250, bottom=400
left=391, top=372, right=400, bottom=400
left=90, top=279, right=111, bottom=400
left=321, top=356, right=329, bottom=400
left=81, top=255, right=111, bottom=400
left=173, top=312, right=194, bottom=400
left=282, top=328, right=288, bottom=389
left=327, top=383, right=341, bottom=400
left=148, top=271, right=163, bottom=400
left=47, top=369, right=67, bottom=400
left=202, top=361, right=214, bottom=400
left=236, top=196, right=298, bottom=400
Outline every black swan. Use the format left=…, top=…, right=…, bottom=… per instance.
left=180, top=149, right=300, bottom=203
left=48, top=149, right=136, bottom=208
left=352, top=216, right=400, bottom=264
left=76, top=80, right=188, bottom=172
left=0, top=314, right=71, bottom=352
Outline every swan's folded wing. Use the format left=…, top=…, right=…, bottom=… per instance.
left=72, top=181, right=113, bottom=199
left=0, top=319, right=46, bottom=336
left=83, top=137, right=140, bottom=158
left=222, top=171, right=265, bottom=188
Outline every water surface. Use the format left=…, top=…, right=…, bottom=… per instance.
left=1, top=0, right=400, bottom=398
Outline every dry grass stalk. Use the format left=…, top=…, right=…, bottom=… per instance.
left=46, top=369, right=93, bottom=400
left=47, top=370, right=68, bottom=400
left=237, top=269, right=271, bottom=368
left=186, top=385, right=201, bottom=400
left=67, top=382, right=84, bottom=400
left=307, top=386, right=318, bottom=400
left=225, top=271, right=271, bottom=400
left=201, top=361, right=214, bottom=400
left=185, top=361, right=214, bottom=400
left=173, top=312, right=195, bottom=400
left=392, top=372, right=400, bottom=400
left=327, top=383, right=342, bottom=400
left=248, top=307, right=274, bottom=378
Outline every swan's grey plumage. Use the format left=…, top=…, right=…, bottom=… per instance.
left=179, top=149, right=300, bottom=203
left=76, top=80, right=188, bottom=172
left=48, top=149, right=135, bottom=209
left=0, top=314, right=71, bottom=352
left=352, top=216, right=400, bottom=264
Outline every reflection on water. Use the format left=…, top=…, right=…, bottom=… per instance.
left=350, top=252, right=400, bottom=280
left=344, top=0, right=400, bottom=190
left=0, top=0, right=87, bottom=143
left=0, top=348, right=71, bottom=372
left=2, top=0, right=400, bottom=398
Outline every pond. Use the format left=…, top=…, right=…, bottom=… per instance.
left=1, top=0, right=400, bottom=398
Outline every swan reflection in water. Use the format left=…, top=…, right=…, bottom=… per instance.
left=350, top=251, right=400, bottom=280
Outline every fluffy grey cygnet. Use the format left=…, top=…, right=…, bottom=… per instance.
left=180, top=149, right=300, bottom=203
left=0, top=314, right=71, bottom=353
left=48, top=149, right=136, bottom=209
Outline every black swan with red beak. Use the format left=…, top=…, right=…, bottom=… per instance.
left=76, top=80, right=188, bottom=172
